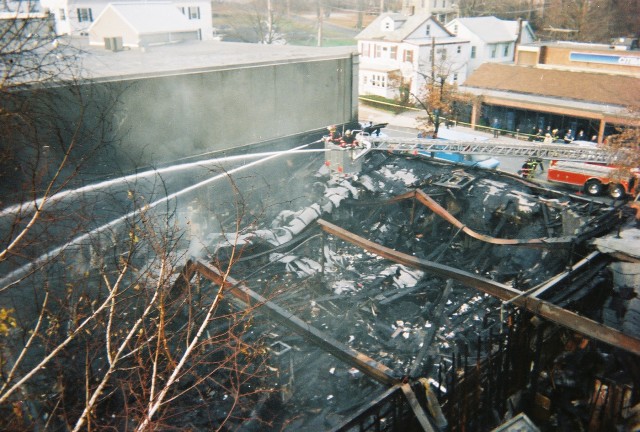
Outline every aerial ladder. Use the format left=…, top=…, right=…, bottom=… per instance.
left=364, top=136, right=622, bottom=164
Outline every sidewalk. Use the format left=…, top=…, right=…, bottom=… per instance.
left=358, top=103, right=525, bottom=144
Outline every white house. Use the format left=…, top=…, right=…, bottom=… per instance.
left=88, top=2, right=201, bottom=48
left=400, top=0, right=458, bottom=24
left=356, top=13, right=469, bottom=99
left=40, top=0, right=213, bottom=40
left=445, top=16, right=535, bottom=77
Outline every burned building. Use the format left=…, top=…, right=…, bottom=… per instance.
left=3, top=17, right=639, bottom=429
left=1, top=130, right=639, bottom=430
left=188, top=142, right=639, bottom=431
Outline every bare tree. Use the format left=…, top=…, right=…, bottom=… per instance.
left=222, top=0, right=287, bottom=44
left=602, top=106, right=640, bottom=189
left=457, top=0, right=639, bottom=42
left=1, top=7, right=283, bottom=430
left=388, top=48, right=472, bottom=137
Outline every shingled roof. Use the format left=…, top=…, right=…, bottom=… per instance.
left=355, top=12, right=451, bottom=42
left=463, top=63, right=640, bottom=107
left=453, top=17, right=523, bottom=43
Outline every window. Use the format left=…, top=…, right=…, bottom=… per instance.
left=77, top=8, right=93, bottom=22
left=456, top=45, right=461, bottom=54
left=437, top=47, right=447, bottom=60
left=59, top=9, right=66, bottom=20
left=453, top=24, right=458, bottom=34
left=188, top=6, right=200, bottom=19
left=404, top=49, right=413, bottom=63
left=384, top=21, right=391, bottom=30
left=471, top=46, right=476, bottom=58
left=390, top=46, right=397, bottom=60
left=491, top=45, right=497, bottom=58
left=425, top=25, right=430, bottom=36
left=433, top=0, right=437, bottom=7
left=375, top=45, right=381, bottom=58
left=503, top=44, right=509, bottom=56
left=372, top=74, right=386, bottom=87
left=453, top=73, right=458, bottom=82
left=442, top=0, right=446, bottom=7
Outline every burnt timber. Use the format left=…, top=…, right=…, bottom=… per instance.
left=172, top=147, right=640, bottom=430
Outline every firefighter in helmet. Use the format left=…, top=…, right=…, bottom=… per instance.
left=340, top=130, right=359, bottom=149
left=324, top=125, right=342, bottom=145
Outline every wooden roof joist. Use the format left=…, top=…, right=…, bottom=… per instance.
left=191, top=259, right=402, bottom=386
left=389, top=189, right=574, bottom=247
left=316, top=218, right=640, bottom=357
left=192, top=259, right=442, bottom=430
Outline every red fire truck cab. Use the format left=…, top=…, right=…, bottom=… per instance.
left=547, top=160, right=639, bottom=199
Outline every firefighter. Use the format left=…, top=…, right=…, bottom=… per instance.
left=324, top=125, right=342, bottom=145
left=340, top=130, right=359, bottom=149
left=519, top=157, right=544, bottom=178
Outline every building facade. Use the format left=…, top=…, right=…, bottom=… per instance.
left=460, top=41, right=640, bottom=142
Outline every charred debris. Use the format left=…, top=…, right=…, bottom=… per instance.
left=178, top=147, right=640, bottom=431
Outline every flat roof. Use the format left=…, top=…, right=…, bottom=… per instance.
left=65, top=38, right=358, bottom=82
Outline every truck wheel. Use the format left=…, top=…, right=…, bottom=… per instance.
left=609, top=184, right=626, bottom=199
left=585, top=179, right=603, bottom=196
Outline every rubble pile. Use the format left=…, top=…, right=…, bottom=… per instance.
left=195, top=150, right=637, bottom=430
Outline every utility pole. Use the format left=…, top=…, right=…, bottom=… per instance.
left=316, top=0, right=323, bottom=47
left=513, top=17, right=522, bottom=62
left=357, top=0, right=364, bottom=30
left=430, top=36, right=435, bottom=84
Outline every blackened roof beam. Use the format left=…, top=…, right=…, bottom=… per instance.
left=316, top=219, right=640, bottom=357
left=192, top=259, right=402, bottom=386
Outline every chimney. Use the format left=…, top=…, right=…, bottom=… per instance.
left=513, top=18, right=522, bottom=62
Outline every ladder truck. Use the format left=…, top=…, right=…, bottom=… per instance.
left=365, top=136, right=638, bottom=199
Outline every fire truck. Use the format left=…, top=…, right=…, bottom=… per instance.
left=546, top=160, right=639, bottom=199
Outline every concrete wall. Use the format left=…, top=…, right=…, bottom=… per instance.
left=1, top=48, right=359, bottom=202
left=110, top=55, right=358, bottom=167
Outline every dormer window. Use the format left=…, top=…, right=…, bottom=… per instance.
left=381, top=17, right=397, bottom=31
